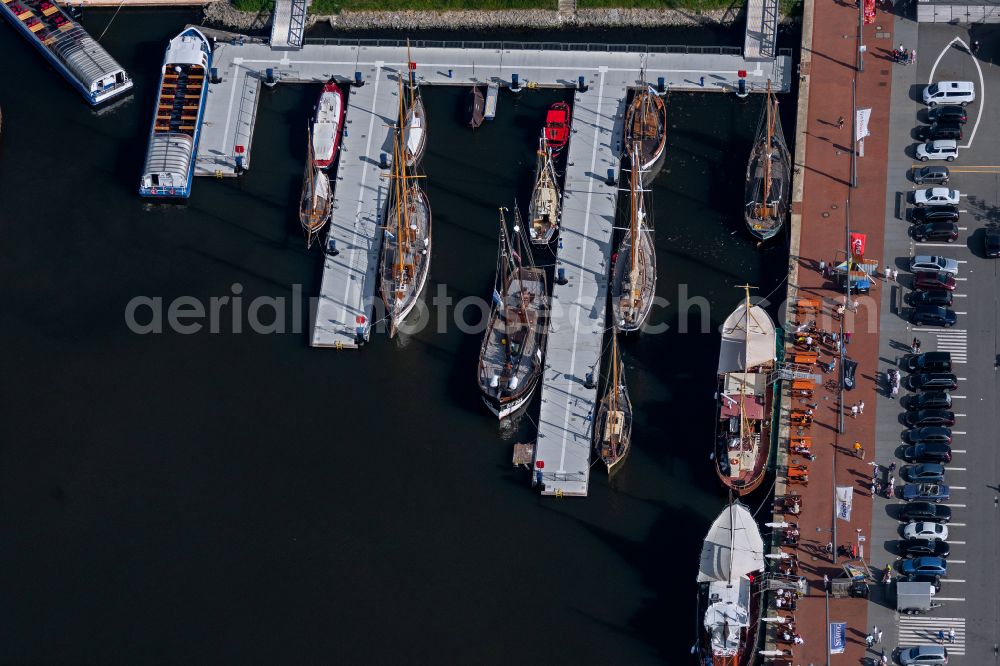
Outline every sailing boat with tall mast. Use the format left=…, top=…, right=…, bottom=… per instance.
left=528, top=137, right=560, bottom=245
left=624, top=71, right=667, bottom=181
left=744, top=81, right=790, bottom=242
left=594, top=331, right=633, bottom=473
left=477, top=206, right=548, bottom=419
left=403, top=40, right=427, bottom=167
left=696, top=497, right=766, bottom=666
left=714, top=286, right=777, bottom=495
left=611, top=141, right=657, bottom=333
left=379, top=80, right=432, bottom=337
left=299, top=124, right=332, bottom=249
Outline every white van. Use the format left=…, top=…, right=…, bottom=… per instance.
left=923, top=81, right=976, bottom=107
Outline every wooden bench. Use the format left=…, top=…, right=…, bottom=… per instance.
left=791, top=352, right=818, bottom=365
left=791, top=379, right=814, bottom=391
left=796, top=298, right=820, bottom=312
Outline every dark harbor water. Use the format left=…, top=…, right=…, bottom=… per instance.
left=0, top=11, right=796, bottom=663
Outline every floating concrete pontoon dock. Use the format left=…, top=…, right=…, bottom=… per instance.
left=195, top=38, right=792, bottom=491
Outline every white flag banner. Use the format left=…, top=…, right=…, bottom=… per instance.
left=836, top=486, right=854, bottom=521
left=856, top=108, right=872, bottom=141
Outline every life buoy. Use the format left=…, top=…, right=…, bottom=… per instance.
left=730, top=458, right=739, bottom=465
left=169, top=188, right=176, bottom=196
left=151, top=188, right=158, bottom=195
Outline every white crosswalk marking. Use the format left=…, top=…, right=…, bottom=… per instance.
left=898, top=615, right=966, bottom=655
left=926, top=329, right=968, bottom=363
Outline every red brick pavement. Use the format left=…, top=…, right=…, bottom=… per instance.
left=775, top=0, right=895, bottom=664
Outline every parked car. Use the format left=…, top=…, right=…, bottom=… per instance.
left=913, top=272, right=957, bottom=291
left=911, top=305, right=958, bottom=327
left=902, top=483, right=951, bottom=503
left=902, top=463, right=946, bottom=483
left=916, top=140, right=958, bottom=162
left=918, top=122, right=963, bottom=141
left=910, top=255, right=959, bottom=275
left=899, top=537, right=951, bottom=558
left=986, top=227, right=1000, bottom=258
left=906, top=373, right=959, bottom=391
left=909, top=289, right=954, bottom=308
left=912, top=221, right=959, bottom=243
left=903, top=352, right=953, bottom=373
left=898, top=644, right=949, bottom=665
left=903, top=573, right=944, bottom=593
left=899, top=556, right=949, bottom=576
left=903, top=520, right=949, bottom=541
left=903, top=442, right=953, bottom=462
left=900, top=503, right=952, bottom=523
left=903, top=426, right=953, bottom=445
left=913, top=165, right=952, bottom=185
left=905, top=391, right=953, bottom=411
left=928, top=104, right=968, bottom=124
left=914, top=188, right=961, bottom=207
left=923, top=80, right=976, bottom=106
left=910, top=205, right=959, bottom=223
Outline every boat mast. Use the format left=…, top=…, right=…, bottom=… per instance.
left=762, top=80, right=774, bottom=219
left=629, top=141, right=642, bottom=318
left=609, top=332, right=620, bottom=417
left=393, top=83, right=409, bottom=302
left=735, top=285, right=757, bottom=452
left=406, top=39, right=416, bottom=109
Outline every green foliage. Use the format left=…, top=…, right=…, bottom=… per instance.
left=308, top=0, right=555, bottom=11
left=578, top=0, right=732, bottom=9
left=232, top=0, right=274, bottom=11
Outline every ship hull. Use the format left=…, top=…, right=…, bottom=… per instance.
left=380, top=185, right=432, bottom=336
left=312, top=83, right=345, bottom=170
left=624, top=88, right=667, bottom=181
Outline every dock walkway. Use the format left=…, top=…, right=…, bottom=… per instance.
left=532, top=73, right=623, bottom=497
left=745, top=0, right=780, bottom=60
left=270, top=0, right=309, bottom=50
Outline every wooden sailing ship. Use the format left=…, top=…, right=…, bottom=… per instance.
left=299, top=124, right=333, bottom=249
left=379, top=81, right=432, bottom=337
left=403, top=40, right=427, bottom=167
left=528, top=138, right=560, bottom=245
left=714, top=286, right=777, bottom=495
left=696, top=498, right=765, bottom=666
left=611, top=141, right=657, bottom=333
left=477, top=206, right=548, bottom=419
left=623, top=73, right=667, bottom=181
left=744, top=81, right=790, bottom=242
left=594, top=331, right=633, bottom=474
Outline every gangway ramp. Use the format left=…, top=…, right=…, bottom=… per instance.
left=744, top=0, right=779, bottom=61
left=270, top=0, right=309, bottom=50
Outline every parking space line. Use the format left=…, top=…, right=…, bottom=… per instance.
left=934, top=597, right=966, bottom=601
left=953, top=293, right=967, bottom=297
left=941, top=579, right=966, bottom=583
left=954, top=311, right=967, bottom=315
left=942, top=503, right=967, bottom=507
left=948, top=468, right=967, bottom=472
left=957, top=377, right=967, bottom=381
left=950, top=486, right=967, bottom=490
left=949, top=522, right=967, bottom=526
left=951, top=431, right=967, bottom=434
left=955, top=277, right=968, bottom=281
left=949, top=560, right=966, bottom=564
left=951, top=395, right=966, bottom=398
left=950, top=449, right=966, bottom=453
left=958, top=226, right=968, bottom=230
left=953, top=413, right=967, bottom=417
left=950, top=540, right=966, bottom=544
left=956, top=260, right=968, bottom=263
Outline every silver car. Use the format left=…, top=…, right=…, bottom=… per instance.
left=916, top=140, right=958, bottom=162
left=910, top=255, right=960, bottom=275
left=899, top=644, right=948, bottom=665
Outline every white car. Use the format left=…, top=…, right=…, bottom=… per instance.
left=910, top=255, right=960, bottom=275
left=916, top=140, right=958, bottom=162
left=903, top=521, right=949, bottom=541
left=914, top=187, right=961, bottom=207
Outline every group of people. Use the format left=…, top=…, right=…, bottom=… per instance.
left=895, top=43, right=917, bottom=65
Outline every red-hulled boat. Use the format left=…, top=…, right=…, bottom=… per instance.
left=312, top=81, right=345, bottom=170
left=544, top=102, right=571, bottom=154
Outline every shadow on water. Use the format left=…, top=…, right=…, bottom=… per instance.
left=0, top=9, right=799, bottom=663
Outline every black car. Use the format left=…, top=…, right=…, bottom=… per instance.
left=899, top=538, right=951, bottom=558
left=986, top=227, right=1000, bottom=258
left=903, top=426, right=953, bottom=445
left=912, top=165, right=951, bottom=185
left=912, top=221, right=959, bottom=243
left=918, top=122, right=963, bottom=141
left=904, top=573, right=943, bottom=592
left=911, top=305, right=958, bottom=327
left=903, top=441, right=953, bottom=462
left=907, top=373, right=959, bottom=391
left=903, top=352, right=953, bottom=373
left=909, top=290, right=954, bottom=308
left=902, top=463, right=946, bottom=482
left=928, top=104, right=968, bottom=125
left=909, top=205, right=960, bottom=223
left=899, top=502, right=953, bottom=523
left=843, top=357, right=858, bottom=390
left=905, top=391, right=953, bottom=411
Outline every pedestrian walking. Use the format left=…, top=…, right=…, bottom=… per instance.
left=898, top=43, right=906, bottom=60
left=823, top=574, right=830, bottom=591
left=949, top=628, right=956, bottom=643
left=910, top=49, right=917, bottom=65
left=912, top=337, right=921, bottom=354
left=938, top=629, right=946, bottom=643
left=845, top=332, right=852, bottom=345
left=819, top=259, right=827, bottom=274
left=877, top=629, right=883, bottom=644
left=870, top=481, right=877, bottom=497
left=859, top=400, right=865, bottom=415
left=884, top=264, right=891, bottom=281
left=892, top=268, right=899, bottom=282
left=854, top=441, right=865, bottom=459
left=851, top=404, right=859, bottom=419
left=837, top=115, right=845, bottom=129
left=972, top=39, right=981, bottom=55
left=866, top=634, right=874, bottom=648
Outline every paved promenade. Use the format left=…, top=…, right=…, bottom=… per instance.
left=768, top=0, right=896, bottom=662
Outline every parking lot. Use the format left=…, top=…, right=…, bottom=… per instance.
left=868, top=18, right=1000, bottom=665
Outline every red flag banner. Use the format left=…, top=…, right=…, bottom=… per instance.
left=850, top=232, right=867, bottom=261
left=864, top=0, right=876, bottom=24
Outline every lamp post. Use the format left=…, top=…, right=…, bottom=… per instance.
left=856, top=528, right=866, bottom=560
